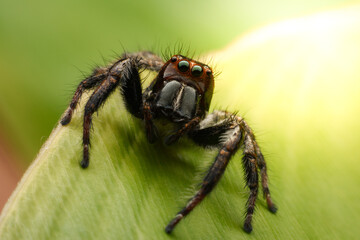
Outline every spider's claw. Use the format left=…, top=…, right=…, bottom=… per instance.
left=60, top=118, right=70, bottom=126
left=81, top=144, right=90, bottom=169
left=269, top=204, right=278, bottom=214
left=243, top=222, right=253, bottom=233
left=80, top=159, right=89, bottom=169
left=165, top=214, right=183, bottom=234
left=60, top=112, right=72, bottom=126
left=164, top=225, right=173, bottom=234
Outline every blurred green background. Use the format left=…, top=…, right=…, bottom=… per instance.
left=1, top=0, right=359, bottom=167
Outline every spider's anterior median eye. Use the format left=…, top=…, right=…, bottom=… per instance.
left=191, top=65, right=203, bottom=77
left=178, top=60, right=190, bottom=72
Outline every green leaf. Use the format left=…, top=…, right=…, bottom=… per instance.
left=1, top=5, right=360, bottom=239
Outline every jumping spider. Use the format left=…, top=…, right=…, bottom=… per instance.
left=61, top=51, right=277, bottom=233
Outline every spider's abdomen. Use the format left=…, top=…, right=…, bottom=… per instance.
left=155, top=80, right=197, bottom=122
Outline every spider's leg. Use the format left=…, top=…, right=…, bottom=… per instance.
left=82, top=75, right=119, bottom=168
left=165, top=121, right=243, bottom=234
left=189, top=113, right=259, bottom=232
left=167, top=110, right=276, bottom=233
left=241, top=133, right=259, bottom=233
left=120, top=51, right=164, bottom=142
left=256, top=151, right=277, bottom=213
left=164, top=117, right=201, bottom=145
left=64, top=52, right=164, bottom=168
left=62, top=51, right=163, bottom=126
left=61, top=67, right=107, bottom=125
left=241, top=121, right=277, bottom=213
left=188, top=111, right=234, bottom=147
left=82, top=57, right=154, bottom=168
left=124, top=51, right=164, bottom=71
left=117, top=58, right=144, bottom=119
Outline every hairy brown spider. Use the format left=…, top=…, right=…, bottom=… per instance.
left=61, top=51, right=277, bottom=233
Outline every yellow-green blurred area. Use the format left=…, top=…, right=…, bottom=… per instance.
left=0, top=0, right=359, bottom=166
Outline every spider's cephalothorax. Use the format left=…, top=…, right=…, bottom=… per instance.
left=61, top=51, right=277, bottom=233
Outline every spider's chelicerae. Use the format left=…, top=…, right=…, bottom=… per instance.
left=61, top=51, right=277, bottom=233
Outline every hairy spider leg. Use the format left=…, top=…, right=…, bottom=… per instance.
left=188, top=115, right=234, bottom=147
left=61, top=52, right=164, bottom=168
left=81, top=57, right=150, bottom=168
left=118, top=59, right=143, bottom=118
left=241, top=133, right=259, bottom=233
left=60, top=68, right=108, bottom=125
left=61, top=51, right=164, bottom=126
left=125, top=51, right=164, bottom=72
left=82, top=75, right=119, bottom=168
left=166, top=111, right=276, bottom=233
left=254, top=145, right=277, bottom=213
left=239, top=120, right=277, bottom=214
left=165, top=121, right=243, bottom=233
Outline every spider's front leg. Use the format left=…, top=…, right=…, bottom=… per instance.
left=81, top=74, right=120, bottom=168
left=165, top=111, right=277, bottom=233
left=61, top=51, right=164, bottom=168
left=60, top=67, right=108, bottom=125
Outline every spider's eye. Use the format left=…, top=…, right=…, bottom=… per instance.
left=178, top=60, right=190, bottom=72
left=171, top=56, right=177, bottom=62
left=191, top=65, right=203, bottom=77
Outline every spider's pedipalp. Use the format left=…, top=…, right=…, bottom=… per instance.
left=143, top=101, right=158, bottom=143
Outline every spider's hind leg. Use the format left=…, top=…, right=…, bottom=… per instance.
left=241, top=121, right=278, bottom=214
left=239, top=118, right=277, bottom=232
left=166, top=111, right=277, bottom=234
left=241, top=133, right=259, bottom=233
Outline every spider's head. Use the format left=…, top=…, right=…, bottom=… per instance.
left=154, top=55, right=214, bottom=119
left=165, top=55, right=214, bottom=94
